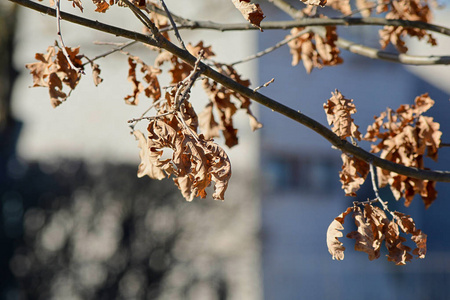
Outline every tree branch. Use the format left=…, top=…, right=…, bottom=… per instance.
left=9, top=0, right=450, bottom=182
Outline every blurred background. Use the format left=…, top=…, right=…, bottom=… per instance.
left=1, top=0, right=450, bottom=299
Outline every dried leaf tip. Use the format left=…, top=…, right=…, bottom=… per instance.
left=231, top=0, right=265, bottom=31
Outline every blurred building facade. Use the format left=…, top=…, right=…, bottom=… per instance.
left=258, top=4, right=450, bottom=300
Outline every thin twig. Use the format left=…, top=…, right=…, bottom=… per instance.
left=128, top=110, right=175, bottom=123
left=253, top=78, right=275, bottom=92
left=82, top=40, right=137, bottom=67
left=122, top=0, right=161, bottom=37
left=231, top=28, right=311, bottom=66
left=370, top=163, right=381, bottom=200
left=369, top=163, right=396, bottom=219
left=176, top=50, right=205, bottom=110
left=55, top=0, right=84, bottom=74
left=159, top=0, right=186, bottom=50
left=176, top=113, right=200, bottom=143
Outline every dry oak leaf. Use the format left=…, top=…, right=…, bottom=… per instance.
left=133, top=130, right=166, bottom=180
left=231, top=0, right=265, bottom=31
left=199, top=102, right=221, bottom=140
left=25, top=45, right=84, bottom=108
left=384, top=221, right=413, bottom=265
left=356, top=0, right=374, bottom=17
left=125, top=56, right=162, bottom=105
left=378, top=0, right=436, bottom=53
left=147, top=119, right=231, bottom=201
left=220, top=65, right=263, bottom=132
left=326, top=0, right=352, bottom=15
left=154, top=51, right=192, bottom=84
left=186, top=41, right=215, bottom=59
left=324, top=90, right=362, bottom=140
left=394, top=211, right=427, bottom=258
left=287, top=25, right=343, bottom=73
left=347, top=206, right=380, bottom=260
left=68, top=0, right=83, bottom=12
left=93, top=0, right=110, bottom=13
left=91, top=63, right=103, bottom=86
left=201, top=64, right=262, bottom=148
left=327, top=206, right=354, bottom=260
left=301, top=0, right=327, bottom=6
left=339, top=153, right=369, bottom=197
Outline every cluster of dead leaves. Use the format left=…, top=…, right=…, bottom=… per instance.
left=323, top=90, right=369, bottom=196
left=122, top=40, right=261, bottom=201
left=364, top=93, right=441, bottom=208
left=299, top=0, right=437, bottom=53
left=201, top=64, right=262, bottom=148
left=323, top=91, right=441, bottom=207
left=327, top=204, right=427, bottom=265
left=287, top=24, right=343, bottom=73
left=125, top=55, right=162, bottom=105
left=25, top=44, right=102, bottom=108
left=378, top=0, right=437, bottom=53
left=133, top=91, right=231, bottom=202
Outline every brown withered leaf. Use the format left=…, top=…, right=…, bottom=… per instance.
left=133, top=130, right=166, bottom=180
left=199, top=102, right=221, bottom=140
left=26, top=46, right=56, bottom=88
left=125, top=56, right=162, bottom=105
left=417, top=115, right=441, bottom=161
left=202, top=78, right=239, bottom=148
left=147, top=119, right=231, bottom=201
left=94, top=1, right=110, bottom=13
left=125, top=57, right=143, bottom=105
left=339, top=153, right=369, bottom=196
left=347, top=206, right=380, bottom=260
left=186, top=41, right=215, bottom=58
left=154, top=51, right=192, bottom=84
left=201, top=64, right=262, bottom=147
left=324, top=89, right=362, bottom=140
left=411, top=230, right=427, bottom=259
left=327, top=206, right=354, bottom=260
left=300, top=0, right=327, bottom=6
left=385, top=221, right=413, bottom=265
left=231, top=0, right=265, bottom=31
left=394, top=211, right=427, bottom=258
left=356, top=0, right=374, bottom=17
left=48, top=72, right=67, bottom=108
left=326, top=0, right=351, bottom=15
left=364, top=204, right=389, bottom=249
left=68, top=0, right=83, bottom=12
left=91, top=63, right=103, bottom=86
left=220, top=65, right=263, bottom=131
left=378, top=0, right=436, bottom=53
left=55, top=47, right=83, bottom=89
left=287, top=25, right=342, bottom=73
left=25, top=45, right=84, bottom=108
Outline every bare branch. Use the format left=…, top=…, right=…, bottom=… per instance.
left=158, top=0, right=186, bottom=50
left=10, top=0, right=450, bottom=182
left=55, top=0, right=84, bottom=74
left=253, top=78, right=275, bottom=92
left=122, top=0, right=161, bottom=38
left=230, top=28, right=311, bottom=66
